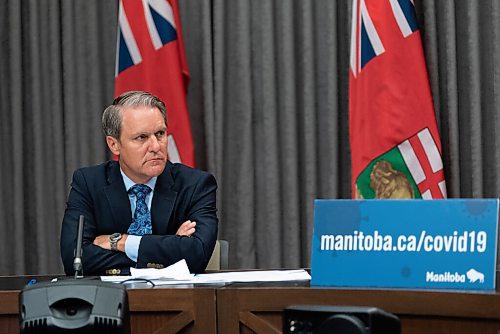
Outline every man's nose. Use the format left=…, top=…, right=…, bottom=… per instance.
left=149, top=135, right=161, bottom=152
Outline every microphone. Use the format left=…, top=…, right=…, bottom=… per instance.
left=73, top=215, right=85, bottom=279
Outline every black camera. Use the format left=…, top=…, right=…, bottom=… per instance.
left=283, top=305, right=400, bottom=334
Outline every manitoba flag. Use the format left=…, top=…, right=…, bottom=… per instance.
left=115, top=0, right=194, bottom=166
left=349, top=0, right=446, bottom=199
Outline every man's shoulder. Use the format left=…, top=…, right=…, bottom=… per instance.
left=73, top=160, right=119, bottom=183
left=164, top=162, right=216, bottom=191
left=167, top=161, right=212, bottom=180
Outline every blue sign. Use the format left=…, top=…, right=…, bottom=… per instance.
left=311, top=199, right=499, bottom=290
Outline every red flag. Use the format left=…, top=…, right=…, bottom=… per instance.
left=115, top=0, right=194, bottom=166
left=349, top=0, right=446, bottom=199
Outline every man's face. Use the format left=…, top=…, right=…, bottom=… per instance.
left=107, top=106, right=168, bottom=184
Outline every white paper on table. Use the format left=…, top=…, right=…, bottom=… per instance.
left=101, top=262, right=310, bottom=285
left=130, top=259, right=192, bottom=280
left=150, top=269, right=311, bottom=285
left=194, top=269, right=311, bottom=283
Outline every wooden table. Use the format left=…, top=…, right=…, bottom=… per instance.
left=3, top=276, right=500, bottom=333
left=216, top=285, right=500, bottom=334
left=127, top=286, right=216, bottom=333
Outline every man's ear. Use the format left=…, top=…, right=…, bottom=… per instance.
left=106, top=136, right=120, bottom=156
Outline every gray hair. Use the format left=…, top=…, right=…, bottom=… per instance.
left=102, top=91, right=167, bottom=139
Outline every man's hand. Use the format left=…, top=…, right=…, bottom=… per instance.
left=176, top=220, right=196, bottom=237
left=93, top=234, right=128, bottom=252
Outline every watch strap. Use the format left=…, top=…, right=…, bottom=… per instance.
left=110, top=233, right=122, bottom=251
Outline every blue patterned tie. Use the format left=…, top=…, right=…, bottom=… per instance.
left=128, top=184, right=152, bottom=235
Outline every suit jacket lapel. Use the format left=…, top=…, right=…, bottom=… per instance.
left=151, top=162, right=177, bottom=234
left=104, top=162, right=133, bottom=232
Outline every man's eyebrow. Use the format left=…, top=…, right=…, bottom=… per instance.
left=130, top=126, right=166, bottom=136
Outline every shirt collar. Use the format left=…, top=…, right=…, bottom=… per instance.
left=120, top=169, right=157, bottom=192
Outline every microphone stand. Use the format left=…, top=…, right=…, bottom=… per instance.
left=73, top=215, right=85, bottom=279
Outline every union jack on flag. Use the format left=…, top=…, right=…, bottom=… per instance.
left=348, top=0, right=447, bottom=199
left=115, top=0, right=194, bottom=166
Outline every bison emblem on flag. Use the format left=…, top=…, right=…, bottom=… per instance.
left=355, top=128, right=447, bottom=199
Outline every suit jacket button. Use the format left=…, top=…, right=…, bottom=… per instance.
left=105, top=268, right=121, bottom=275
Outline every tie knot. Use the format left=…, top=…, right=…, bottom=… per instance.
left=129, top=184, right=151, bottom=199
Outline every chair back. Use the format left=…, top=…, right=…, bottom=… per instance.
left=206, top=240, right=229, bottom=270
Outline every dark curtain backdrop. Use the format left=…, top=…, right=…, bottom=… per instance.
left=0, top=0, right=498, bottom=275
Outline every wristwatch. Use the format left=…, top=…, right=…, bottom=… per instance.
left=109, top=233, right=122, bottom=251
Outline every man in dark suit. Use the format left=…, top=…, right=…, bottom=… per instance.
left=60, top=91, right=218, bottom=275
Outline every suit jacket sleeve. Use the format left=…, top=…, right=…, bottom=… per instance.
left=60, top=168, right=135, bottom=276
left=137, top=171, right=218, bottom=273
